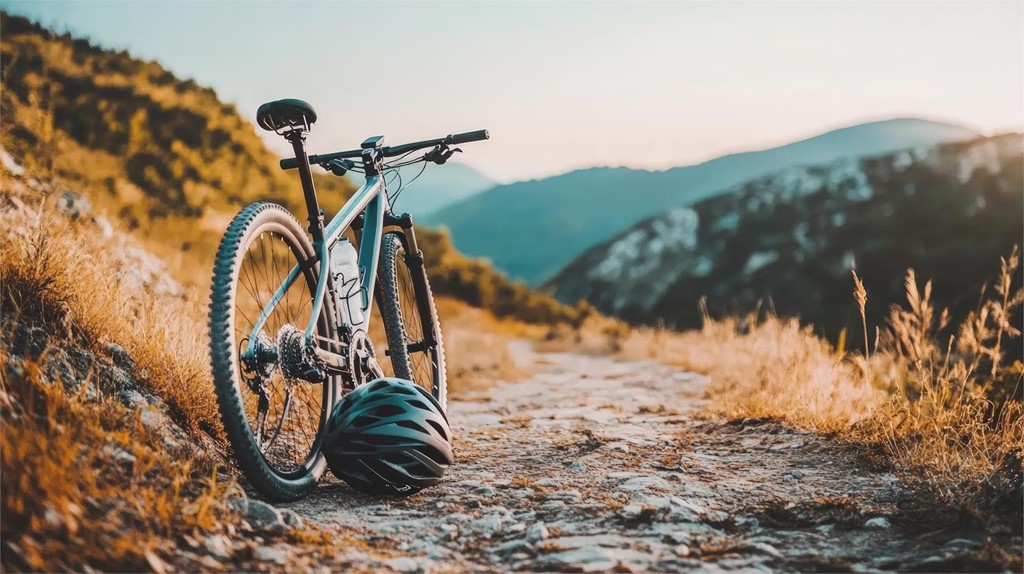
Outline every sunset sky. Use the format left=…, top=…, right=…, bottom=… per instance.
left=4, top=1, right=1022, bottom=182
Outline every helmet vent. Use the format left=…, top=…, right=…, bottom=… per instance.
left=395, top=419, right=424, bottom=432
left=369, top=404, right=406, bottom=418
left=426, top=419, right=447, bottom=438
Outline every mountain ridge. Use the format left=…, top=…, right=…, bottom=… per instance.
left=545, top=133, right=1024, bottom=340
left=424, top=117, right=979, bottom=284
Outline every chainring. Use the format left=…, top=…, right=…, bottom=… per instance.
left=345, top=329, right=384, bottom=391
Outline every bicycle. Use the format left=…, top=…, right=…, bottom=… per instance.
left=208, top=98, right=488, bottom=501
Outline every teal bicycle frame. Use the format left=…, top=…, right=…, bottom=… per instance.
left=243, top=173, right=387, bottom=361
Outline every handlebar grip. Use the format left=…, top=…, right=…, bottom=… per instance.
left=447, top=129, right=490, bottom=145
left=280, top=157, right=301, bottom=170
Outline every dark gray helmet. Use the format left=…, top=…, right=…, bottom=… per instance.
left=324, top=377, right=453, bottom=496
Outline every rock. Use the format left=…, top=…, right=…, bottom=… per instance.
left=386, top=557, right=421, bottom=572
left=945, top=538, right=981, bottom=550
left=280, top=509, right=304, bottom=529
left=539, top=500, right=566, bottom=511
left=57, top=192, right=93, bottom=221
left=662, top=531, right=691, bottom=545
left=120, top=389, right=148, bottom=409
left=204, top=534, right=231, bottom=559
left=674, top=544, right=691, bottom=557
left=230, top=499, right=286, bottom=534
left=1, top=149, right=26, bottom=176
left=546, top=490, right=583, bottom=503
left=536, top=547, right=645, bottom=573
left=473, top=484, right=496, bottom=496
left=789, top=470, right=805, bottom=479
left=526, top=521, right=549, bottom=542
left=488, top=540, right=534, bottom=557
left=102, top=443, right=136, bottom=465
left=254, top=547, right=287, bottom=565
left=106, top=343, right=135, bottom=369
left=747, top=541, right=783, bottom=560
left=864, top=517, right=891, bottom=529
left=568, top=460, right=586, bottom=473
left=619, top=475, right=671, bottom=493
left=470, top=514, right=505, bottom=539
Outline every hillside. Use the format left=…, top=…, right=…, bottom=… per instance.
left=424, top=118, right=978, bottom=284
left=546, top=134, right=1024, bottom=340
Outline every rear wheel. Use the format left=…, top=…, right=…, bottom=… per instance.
left=375, top=231, right=447, bottom=410
left=208, top=202, right=338, bottom=501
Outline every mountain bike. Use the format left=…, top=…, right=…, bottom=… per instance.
left=208, top=98, right=488, bottom=501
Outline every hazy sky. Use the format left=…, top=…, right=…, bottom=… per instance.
left=4, top=1, right=1022, bottom=182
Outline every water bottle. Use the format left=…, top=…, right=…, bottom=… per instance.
left=330, top=238, right=365, bottom=327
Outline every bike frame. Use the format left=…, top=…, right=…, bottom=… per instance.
left=243, top=138, right=391, bottom=359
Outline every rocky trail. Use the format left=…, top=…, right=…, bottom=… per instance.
left=259, top=344, right=1005, bottom=573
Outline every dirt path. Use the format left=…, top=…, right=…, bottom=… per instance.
left=282, top=344, right=993, bottom=573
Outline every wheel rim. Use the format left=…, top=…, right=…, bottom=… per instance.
left=232, top=228, right=327, bottom=477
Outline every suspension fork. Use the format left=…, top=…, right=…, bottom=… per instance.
left=386, top=212, right=436, bottom=351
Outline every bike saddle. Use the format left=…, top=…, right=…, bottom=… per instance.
left=256, top=98, right=317, bottom=132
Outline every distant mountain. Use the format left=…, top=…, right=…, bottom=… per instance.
left=545, top=134, right=1023, bottom=340
left=424, top=118, right=979, bottom=284
left=383, top=161, right=494, bottom=217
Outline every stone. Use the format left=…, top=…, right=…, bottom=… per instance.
left=674, top=544, right=691, bottom=557
left=102, top=443, right=137, bottom=465
left=747, top=541, right=783, bottom=560
left=386, top=557, right=421, bottom=572
left=568, top=460, right=586, bottom=473
left=790, top=470, right=805, bottom=479
left=120, top=389, right=148, bottom=409
left=945, top=538, right=981, bottom=549
left=864, top=517, right=891, bottom=529
left=473, top=484, right=496, bottom=496
left=230, top=499, right=286, bottom=534
left=488, top=540, right=534, bottom=556
left=253, top=547, right=287, bottom=564
left=619, top=475, right=671, bottom=493
left=662, top=531, right=691, bottom=545
left=204, top=534, right=231, bottom=559
left=536, top=547, right=646, bottom=573
left=106, top=343, right=135, bottom=369
left=470, top=514, right=505, bottom=539
left=280, top=509, right=304, bottom=529
left=546, top=490, right=583, bottom=503
left=526, top=521, right=549, bottom=542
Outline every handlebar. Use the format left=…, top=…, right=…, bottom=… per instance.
left=280, top=129, right=489, bottom=170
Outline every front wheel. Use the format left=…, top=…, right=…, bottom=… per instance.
left=376, top=231, right=447, bottom=410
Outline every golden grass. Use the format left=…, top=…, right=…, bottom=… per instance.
left=544, top=252, right=1024, bottom=519
left=0, top=345, right=240, bottom=572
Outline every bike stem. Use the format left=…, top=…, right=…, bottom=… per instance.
left=285, top=131, right=325, bottom=243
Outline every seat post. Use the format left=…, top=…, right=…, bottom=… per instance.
left=285, top=130, right=325, bottom=243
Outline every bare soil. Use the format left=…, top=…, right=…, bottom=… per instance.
left=276, top=343, right=1019, bottom=573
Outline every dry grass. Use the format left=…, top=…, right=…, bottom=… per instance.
left=544, top=252, right=1024, bottom=520
left=0, top=345, right=240, bottom=571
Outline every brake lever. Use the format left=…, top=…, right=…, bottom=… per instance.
left=424, top=144, right=462, bottom=165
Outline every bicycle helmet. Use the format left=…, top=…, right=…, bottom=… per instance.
left=324, top=377, right=453, bottom=496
